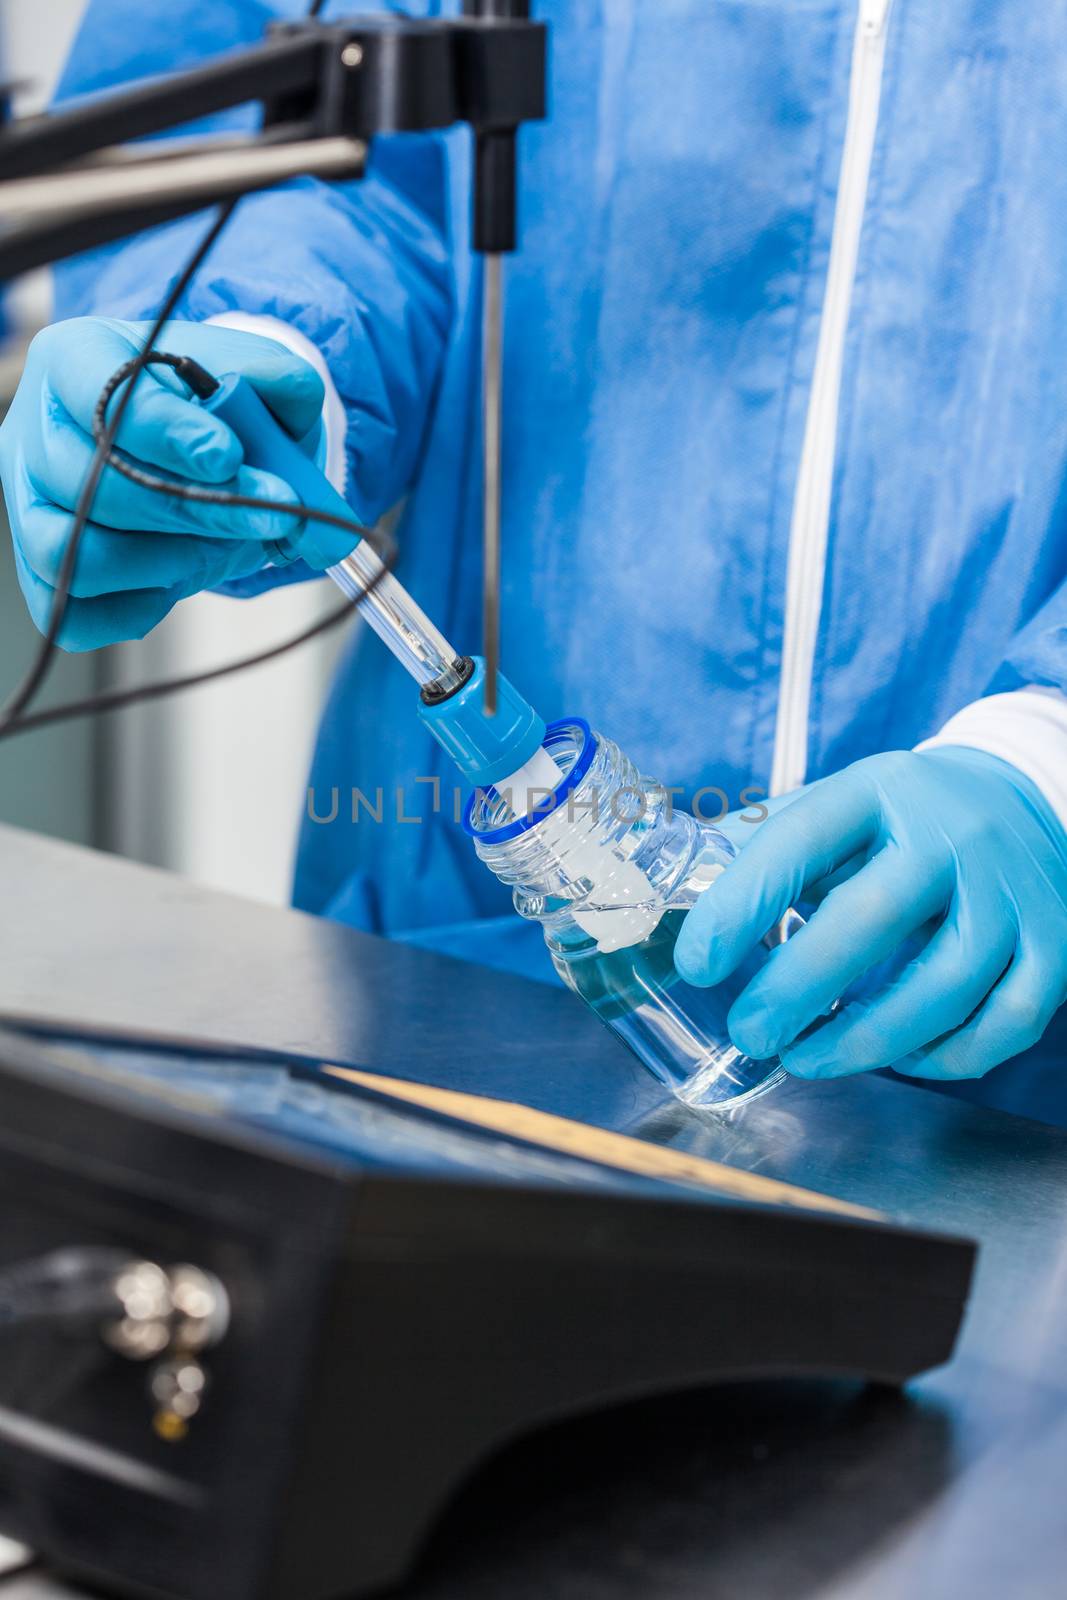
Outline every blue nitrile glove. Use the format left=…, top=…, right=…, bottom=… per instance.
left=0, top=317, right=327, bottom=650
left=712, top=790, right=800, bottom=853
left=675, top=748, right=1067, bottom=1081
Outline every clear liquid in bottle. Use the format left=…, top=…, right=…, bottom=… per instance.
left=466, top=719, right=791, bottom=1113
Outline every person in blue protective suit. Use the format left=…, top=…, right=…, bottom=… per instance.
left=3, top=0, right=1067, bottom=1121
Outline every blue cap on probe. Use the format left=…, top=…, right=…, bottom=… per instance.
left=417, top=655, right=546, bottom=789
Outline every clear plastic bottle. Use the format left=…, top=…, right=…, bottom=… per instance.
left=464, top=718, right=804, bottom=1113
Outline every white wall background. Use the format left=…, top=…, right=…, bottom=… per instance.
left=4, top=0, right=83, bottom=103
left=2, top=1, right=344, bottom=905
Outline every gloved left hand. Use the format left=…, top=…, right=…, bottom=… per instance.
left=0, top=317, right=328, bottom=651
left=674, top=747, right=1067, bottom=1080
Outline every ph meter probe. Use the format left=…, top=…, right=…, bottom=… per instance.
left=203, top=372, right=563, bottom=812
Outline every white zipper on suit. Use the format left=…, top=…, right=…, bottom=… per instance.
left=769, top=0, right=894, bottom=796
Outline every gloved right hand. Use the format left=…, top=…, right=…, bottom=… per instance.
left=0, top=317, right=327, bottom=650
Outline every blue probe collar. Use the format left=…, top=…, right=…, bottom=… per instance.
left=418, top=655, right=548, bottom=788
left=462, top=718, right=596, bottom=843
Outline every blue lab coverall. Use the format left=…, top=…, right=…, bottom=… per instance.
left=52, top=0, right=1067, bottom=1119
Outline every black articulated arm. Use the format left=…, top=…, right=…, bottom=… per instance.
left=0, top=12, right=546, bottom=282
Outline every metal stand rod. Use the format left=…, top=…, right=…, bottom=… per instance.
left=482, top=252, right=503, bottom=716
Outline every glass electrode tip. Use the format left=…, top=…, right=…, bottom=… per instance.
left=204, top=373, right=469, bottom=692
left=204, top=376, right=560, bottom=800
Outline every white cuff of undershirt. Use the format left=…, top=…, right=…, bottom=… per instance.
left=204, top=311, right=348, bottom=496
left=917, top=686, right=1067, bottom=833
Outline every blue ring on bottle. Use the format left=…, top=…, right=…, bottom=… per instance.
left=462, top=717, right=596, bottom=843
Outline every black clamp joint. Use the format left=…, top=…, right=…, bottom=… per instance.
left=266, top=8, right=547, bottom=255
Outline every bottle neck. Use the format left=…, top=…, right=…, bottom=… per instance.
left=469, top=723, right=700, bottom=953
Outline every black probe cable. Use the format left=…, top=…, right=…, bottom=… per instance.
left=0, top=278, right=395, bottom=741
left=0, top=200, right=239, bottom=736
left=0, top=0, right=389, bottom=743
left=0, top=347, right=395, bottom=740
